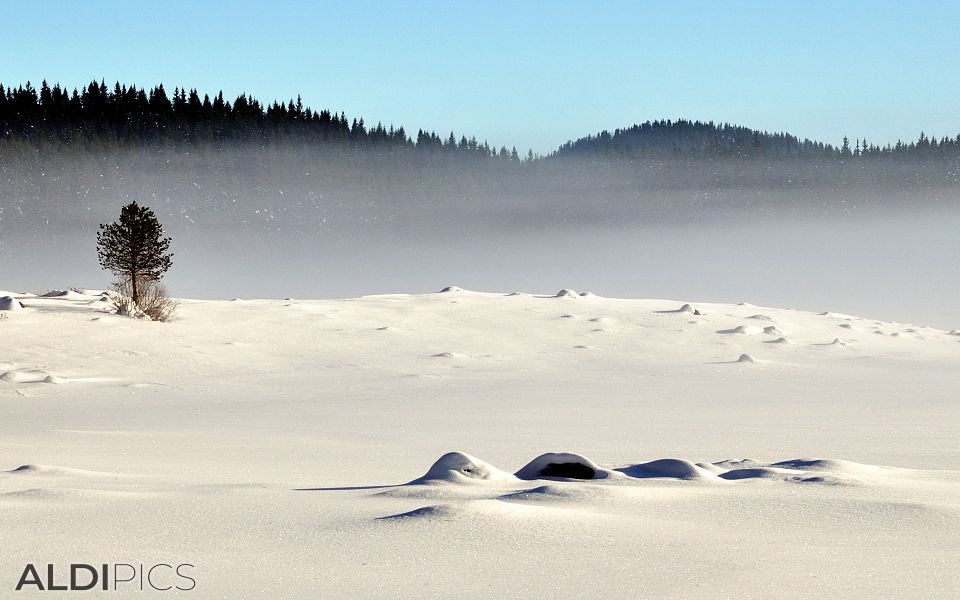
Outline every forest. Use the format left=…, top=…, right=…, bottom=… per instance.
left=2, top=80, right=958, bottom=236
left=4, top=80, right=960, bottom=163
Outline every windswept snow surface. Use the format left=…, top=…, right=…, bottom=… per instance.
left=1, top=289, right=959, bottom=598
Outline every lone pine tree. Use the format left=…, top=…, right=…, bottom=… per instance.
left=97, top=201, right=173, bottom=304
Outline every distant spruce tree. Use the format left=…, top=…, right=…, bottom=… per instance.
left=840, top=136, right=852, bottom=158
left=97, top=202, right=173, bottom=306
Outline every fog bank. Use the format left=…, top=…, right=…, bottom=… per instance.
left=3, top=207, right=957, bottom=330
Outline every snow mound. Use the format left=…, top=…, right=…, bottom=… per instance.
left=431, top=352, right=466, bottom=359
left=559, top=313, right=577, bottom=319
left=499, top=484, right=630, bottom=505
left=737, top=354, right=758, bottom=363
left=947, top=330, right=960, bottom=336
left=617, top=458, right=718, bottom=480
left=771, top=458, right=888, bottom=475
left=380, top=501, right=522, bottom=520
left=763, top=326, right=784, bottom=336
left=711, top=458, right=762, bottom=469
left=718, top=467, right=804, bottom=480
left=747, top=314, right=775, bottom=322
left=788, top=474, right=858, bottom=486
left=39, top=290, right=90, bottom=300
left=515, top=453, right=606, bottom=480
left=578, top=292, right=597, bottom=298
left=554, top=289, right=579, bottom=298
left=42, top=375, right=67, bottom=384
left=499, top=484, right=580, bottom=502
left=439, top=286, right=464, bottom=293
left=764, top=337, right=791, bottom=344
left=0, top=296, right=23, bottom=311
left=0, top=369, right=48, bottom=383
left=712, top=458, right=885, bottom=482
left=380, top=504, right=463, bottom=520
left=717, top=325, right=764, bottom=335
left=411, top=452, right=517, bottom=484
left=656, top=303, right=700, bottom=314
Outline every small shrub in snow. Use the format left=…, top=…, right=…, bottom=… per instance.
left=110, top=279, right=178, bottom=322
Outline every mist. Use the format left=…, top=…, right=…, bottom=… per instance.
left=1, top=142, right=957, bottom=329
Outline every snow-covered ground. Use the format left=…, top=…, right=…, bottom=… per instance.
left=1, top=288, right=958, bottom=598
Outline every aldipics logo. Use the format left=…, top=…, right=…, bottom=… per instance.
left=14, top=563, right=195, bottom=592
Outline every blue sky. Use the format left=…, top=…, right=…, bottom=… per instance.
left=3, top=1, right=959, bottom=153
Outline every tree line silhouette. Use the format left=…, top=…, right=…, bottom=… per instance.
left=3, top=80, right=958, bottom=166
left=555, top=119, right=960, bottom=163
left=0, top=80, right=521, bottom=161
